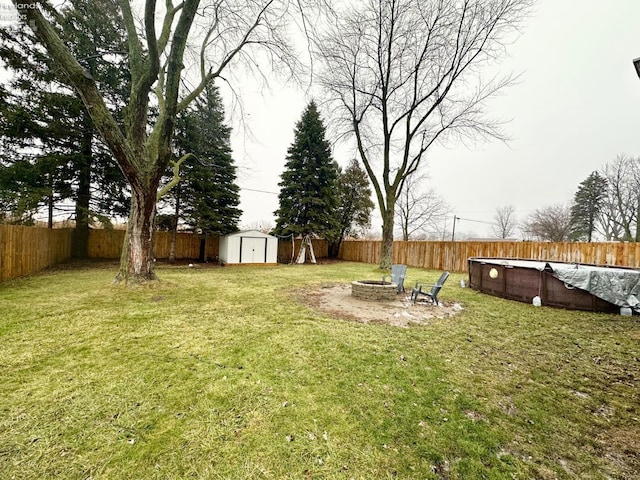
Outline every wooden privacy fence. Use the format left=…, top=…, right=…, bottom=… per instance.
left=5, top=224, right=640, bottom=282
left=0, top=225, right=73, bottom=282
left=88, top=229, right=220, bottom=260
left=277, top=238, right=328, bottom=263
left=339, top=240, right=640, bottom=272
left=89, top=231, right=328, bottom=264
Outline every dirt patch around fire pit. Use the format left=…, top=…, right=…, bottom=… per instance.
left=294, top=283, right=464, bottom=327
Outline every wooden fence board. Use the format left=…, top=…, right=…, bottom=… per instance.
left=87, top=229, right=125, bottom=259
left=87, top=230, right=221, bottom=261
left=0, top=225, right=73, bottom=282
left=277, top=238, right=328, bottom=263
left=338, top=240, right=640, bottom=272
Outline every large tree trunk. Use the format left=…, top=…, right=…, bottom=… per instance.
left=328, top=238, right=341, bottom=258
left=47, top=173, right=53, bottom=229
left=328, top=227, right=346, bottom=258
left=380, top=205, right=395, bottom=269
left=73, top=116, right=92, bottom=258
left=115, top=186, right=158, bottom=283
left=14, top=0, right=231, bottom=283
left=169, top=184, right=180, bottom=263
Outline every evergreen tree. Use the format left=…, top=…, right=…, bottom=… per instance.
left=274, top=101, right=339, bottom=239
left=570, top=171, right=607, bottom=242
left=329, top=158, right=374, bottom=257
left=164, top=84, right=241, bottom=236
left=0, top=29, right=79, bottom=225
left=0, top=0, right=129, bottom=255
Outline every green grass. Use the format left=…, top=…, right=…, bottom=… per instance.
left=0, top=261, right=638, bottom=479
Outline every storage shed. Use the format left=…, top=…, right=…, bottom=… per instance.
left=218, top=230, right=278, bottom=265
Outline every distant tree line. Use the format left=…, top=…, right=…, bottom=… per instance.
left=507, top=155, right=639, bottom=242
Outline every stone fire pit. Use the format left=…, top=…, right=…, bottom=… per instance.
left=351, top=280, right=398, bottom=301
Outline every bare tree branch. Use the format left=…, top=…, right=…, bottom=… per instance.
left=523, top=204, right=571, bottom=242
left=157, top=152, right=193, bottom=200
left=492, top=204, right=518, bottom=239
left=599, top=154, right=640, bottom=241
left=14, top=0, right=140, bottom=187
left=317, top=0, right=532, bottom=267
left=395, top=171, right=451, bottom=240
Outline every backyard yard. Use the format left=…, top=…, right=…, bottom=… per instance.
left=0, top=261, right=638, bottom=479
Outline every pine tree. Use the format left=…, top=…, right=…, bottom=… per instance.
left=570, top=171, right=607, bottom=242
left=329, top=158, right=374, bottom=257
left=165, top=84, right=242, bottom=236
left=274, top=101, right=339, bottom=239
left=0, top=0, right=129, bottom=255
left=0, top=30, right=79, bottom=225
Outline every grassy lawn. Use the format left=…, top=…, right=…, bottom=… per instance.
left=0, top=261, right=638, bottom=479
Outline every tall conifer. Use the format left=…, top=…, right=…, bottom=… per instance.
left=274, top=101, right=339, bottom=239
left=169, top=84, right=242, bottom=235
left=570, top=171, right=607, bottom=242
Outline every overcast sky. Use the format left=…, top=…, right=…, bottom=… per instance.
left=229, top=0, right=640, bottom=239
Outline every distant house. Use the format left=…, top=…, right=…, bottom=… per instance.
left=218, top=230, right=278, bottom=265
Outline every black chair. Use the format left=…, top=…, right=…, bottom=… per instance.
left=411, top=271, right=450, bottom=305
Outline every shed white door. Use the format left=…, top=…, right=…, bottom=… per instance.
left=239, top=237, right=267, bottom=263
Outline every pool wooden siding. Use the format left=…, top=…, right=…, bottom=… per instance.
left=468, top=258, right=622, bottom=313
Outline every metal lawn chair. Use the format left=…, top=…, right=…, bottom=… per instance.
left=382, top=265, right=407, bottom=293
left=382, top=264, right=407, bottom=293
left=411, top=271, right=450, bottom=305
left=390, top=264, right=407, bottom=293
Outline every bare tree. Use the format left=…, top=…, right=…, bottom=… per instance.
left=363, top=228, right=382, bottom=240
left=599, top=154, right=640, bottom=241
left=596, top=181, right=625, bottom=241
left=395, top=172, right=450, bottom=240
left=242, top=220, right=275, bottom=234
left=316, top=0, right=532, bottom=268
left=13, top=0, right=325, bottom=283
left=522, top=204, right=572, bottom=242
left=491, top=204, right=518, bottom=239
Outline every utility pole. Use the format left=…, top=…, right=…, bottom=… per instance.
left=451, top=215, right=458, bottom=241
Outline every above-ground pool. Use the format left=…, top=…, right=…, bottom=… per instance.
left=468, top=257, right=640, bottom=314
